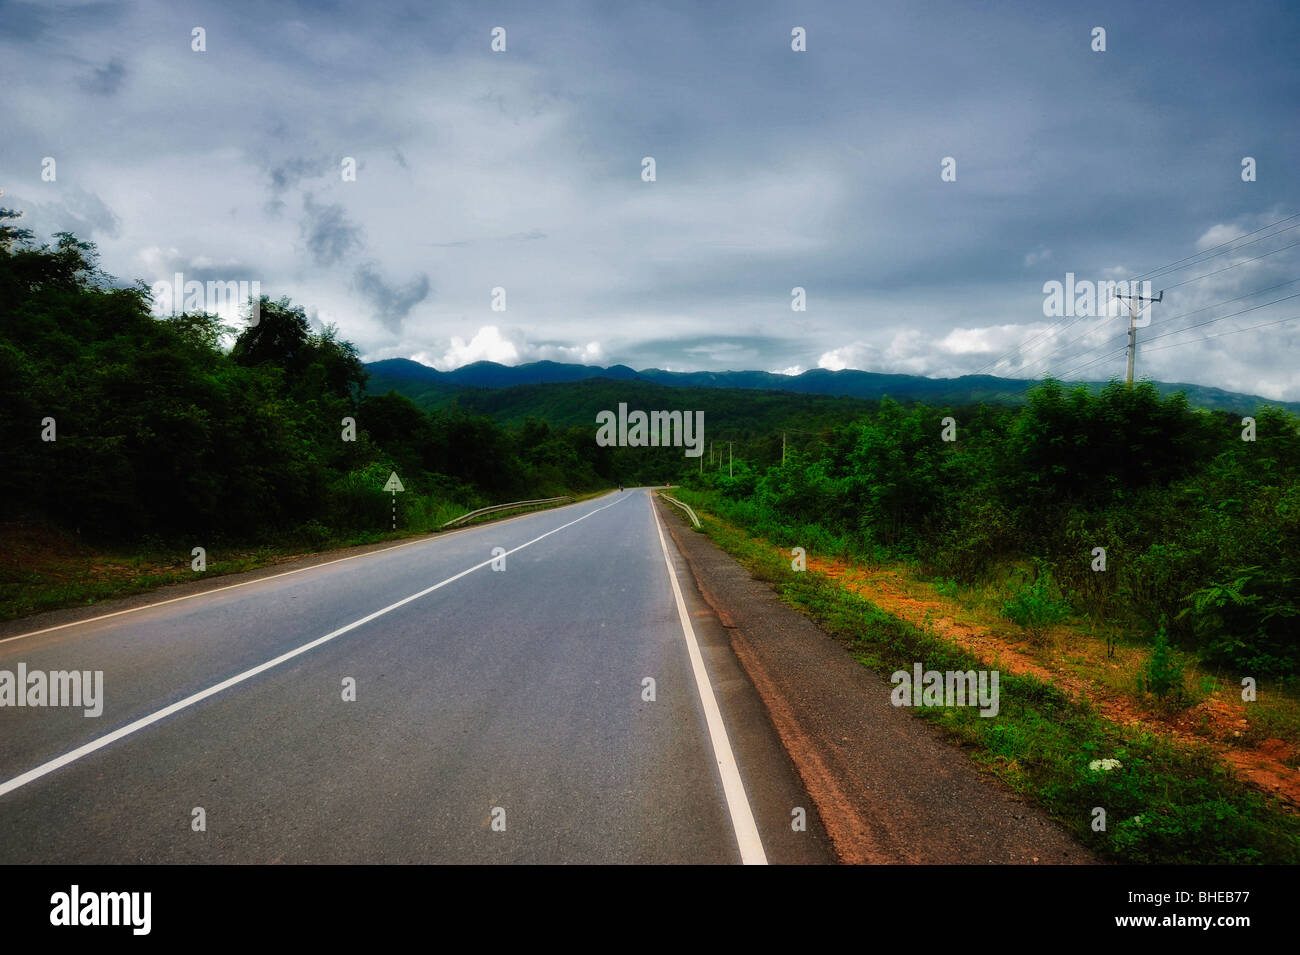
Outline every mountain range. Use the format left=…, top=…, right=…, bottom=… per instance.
left=363, top=358, right=1300, bottom=415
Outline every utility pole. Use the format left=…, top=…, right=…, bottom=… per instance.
left=729, top=441, right=733, bottom=478
left=1114, top=288, right=1163, bottom=387
left=782, top=431, right=786, bottom=465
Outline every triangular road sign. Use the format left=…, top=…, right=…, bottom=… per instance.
left=383, top=472, right=404, bottom=493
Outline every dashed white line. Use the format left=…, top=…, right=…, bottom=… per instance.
left=0, top=494, right=612, bottom=646
left=0, top=495, right=627, bottom=799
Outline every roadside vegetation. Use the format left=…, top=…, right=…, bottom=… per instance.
left=666, top=382, right=1300, bottom=862
left=0, top=216, right=635, bottom=619
left=675, top=383, right=1300, bottom=681
left=666, top=506, right=1300, bottom=863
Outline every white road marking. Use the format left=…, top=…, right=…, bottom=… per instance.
left=0, top=494, right=612, bottom=646
left=0, top=495, right=627, bottom=799
left=650, top=496, right=768, bottom=865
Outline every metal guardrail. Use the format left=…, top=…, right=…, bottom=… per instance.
left=658, top=492, right=701, bottom=529
left=441, top=496, right=573, bottom=529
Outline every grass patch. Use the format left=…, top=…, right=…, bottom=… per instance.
left=671, top=490, right=1300, bottom=864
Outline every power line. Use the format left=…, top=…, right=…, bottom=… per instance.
left=970, top=312, right=1084, bottom=376
left=1128, top=214, right=1300, bottom=283
left=1054, top=334, right=1131, bottom=381
left=1126, top=290, right=1300, bottom=349
left=1062, top=287, right=1300, bottom=374
left=1016, top=315, right=1115, bottom=377
left=1057, top=300, right=1300, bottom=380
left=1031, top=277, right=1300, bottom=379
left=1128, top=288, right=1300, bottom=347
left=1140, top=313, right=1300, bottom=353
left=972, top=210, right=1300, bottom=377
left=1158, top=238, right=1300, bottom=291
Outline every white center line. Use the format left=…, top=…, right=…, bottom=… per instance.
left=0, top=493, right=612, bottom=646
left=0, top=495, right=627, bottom=799
left=650, top=496, right=768, bottom=865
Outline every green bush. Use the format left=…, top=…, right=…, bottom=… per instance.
left=1110, top=799, right=1265, bottom=864
left=1179, top=568, right=1300, bottom=677
left=293, top=520, right=332, bottom=549
left=1001, top=566, right=1072, bottom=645
left=933, top=577, right=959, bottom=598
left=1138, top=625, right=1185, bottom=700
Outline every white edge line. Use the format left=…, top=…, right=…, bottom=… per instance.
left=0, top=493, right=613, bottom=646
left=0, top=494, right=627, bottom=799
left=650, top=496, right=768, bottom=865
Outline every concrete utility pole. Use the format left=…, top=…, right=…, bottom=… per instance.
left=729, top=441, right=733, bottom=478
left=782, top=431, right=786, bottom=465
left=1114, top=289, right=1163, bottom=387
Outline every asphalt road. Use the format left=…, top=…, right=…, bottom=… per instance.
left=0, top=490, right=835, bottom=864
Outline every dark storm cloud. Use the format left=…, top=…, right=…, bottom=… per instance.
left=269, top=157, right=331, bottom=194
left=78, top=57, right=126, bottom=95
left=0, top=0, right=128, bottom=42
left=11, top=187, right=121, bottom=243
left=300, top=194, right=363, bottom=268
left=0, top=0, right=55, bottom=40
left=265, top=157, right=333, bottom=217
left=352, top=262, right=431, bottom=332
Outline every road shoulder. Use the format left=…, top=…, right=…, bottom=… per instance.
left=655, top=496, right=1094, bottom=864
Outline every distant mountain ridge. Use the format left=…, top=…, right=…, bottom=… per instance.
left=363, top=357, right=1300, bottom=415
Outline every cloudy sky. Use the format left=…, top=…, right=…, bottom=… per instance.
left=3, top=0, right=1299, bottom=398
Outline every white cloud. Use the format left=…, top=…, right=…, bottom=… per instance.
left=819, top=321, right=1069, bottom=378
left=817, top=344, right=867, bottom=372
left=420, top=325, right=606, bottom=370
left=533, top=340, right=606, bottom=364
left=134, top=246, right=181, bottom=273
left=431, top=326, right=520, bottom=369
left=682, top=341, right=762, bottom=365
left=1196, top=222, right=1248, bottom=251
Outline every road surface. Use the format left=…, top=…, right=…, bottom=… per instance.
left=0, top=490, right=834, bottom=864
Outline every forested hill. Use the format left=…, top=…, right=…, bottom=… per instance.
left=379, top=375, right=886, bottom=435
left=365, top=357, right=1300, bottom=416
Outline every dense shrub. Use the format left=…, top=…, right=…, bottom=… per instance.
left=682, top=377, right=1299, bottom=677
left=0, top=218, right=614, bottom=544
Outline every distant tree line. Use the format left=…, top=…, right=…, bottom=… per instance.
left=686, top=382, right=1300, bottom=677
left=0, top=215, right=653, bottom=544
